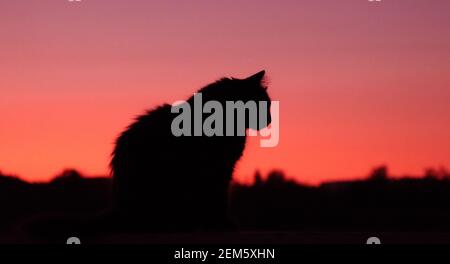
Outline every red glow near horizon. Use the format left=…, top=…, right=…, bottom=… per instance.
left=1, top=0, right=449, bottom=184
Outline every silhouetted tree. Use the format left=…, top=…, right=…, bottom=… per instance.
left=368, top=166, right=389, bottom=182
left=266, top=170, right=286, bottom=187
left=254, top=170, right=263, bottom=187
left=50, top=169, right=83, bottom=185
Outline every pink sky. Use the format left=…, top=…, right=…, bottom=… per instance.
left=1, top=0, right=449, bottom=184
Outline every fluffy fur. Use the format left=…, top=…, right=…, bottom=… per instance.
left=110, top=70, right=271, bottom=231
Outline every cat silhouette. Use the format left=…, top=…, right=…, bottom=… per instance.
left=110, top=70, right=271, bottom=232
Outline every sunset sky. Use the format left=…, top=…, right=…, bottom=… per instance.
left=1, top=0, right=449, bottom=184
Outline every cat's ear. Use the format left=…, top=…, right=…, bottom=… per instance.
left=245, top=70, right=265, bottom=84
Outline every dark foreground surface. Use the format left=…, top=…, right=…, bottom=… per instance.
left=3, top=230, right=450, bottom=244
left=2, top=167, right=450, bottom=244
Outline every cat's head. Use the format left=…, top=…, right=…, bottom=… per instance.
left=233, top=70, right=272, bottom=130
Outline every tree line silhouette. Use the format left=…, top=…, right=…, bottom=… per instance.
left=1, top=166, right=450, bottom=242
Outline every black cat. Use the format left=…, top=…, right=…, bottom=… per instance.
left=111, top=70, right=271, bottom=231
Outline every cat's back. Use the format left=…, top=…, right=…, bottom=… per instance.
left=112, top=104, right=173, bottom=164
